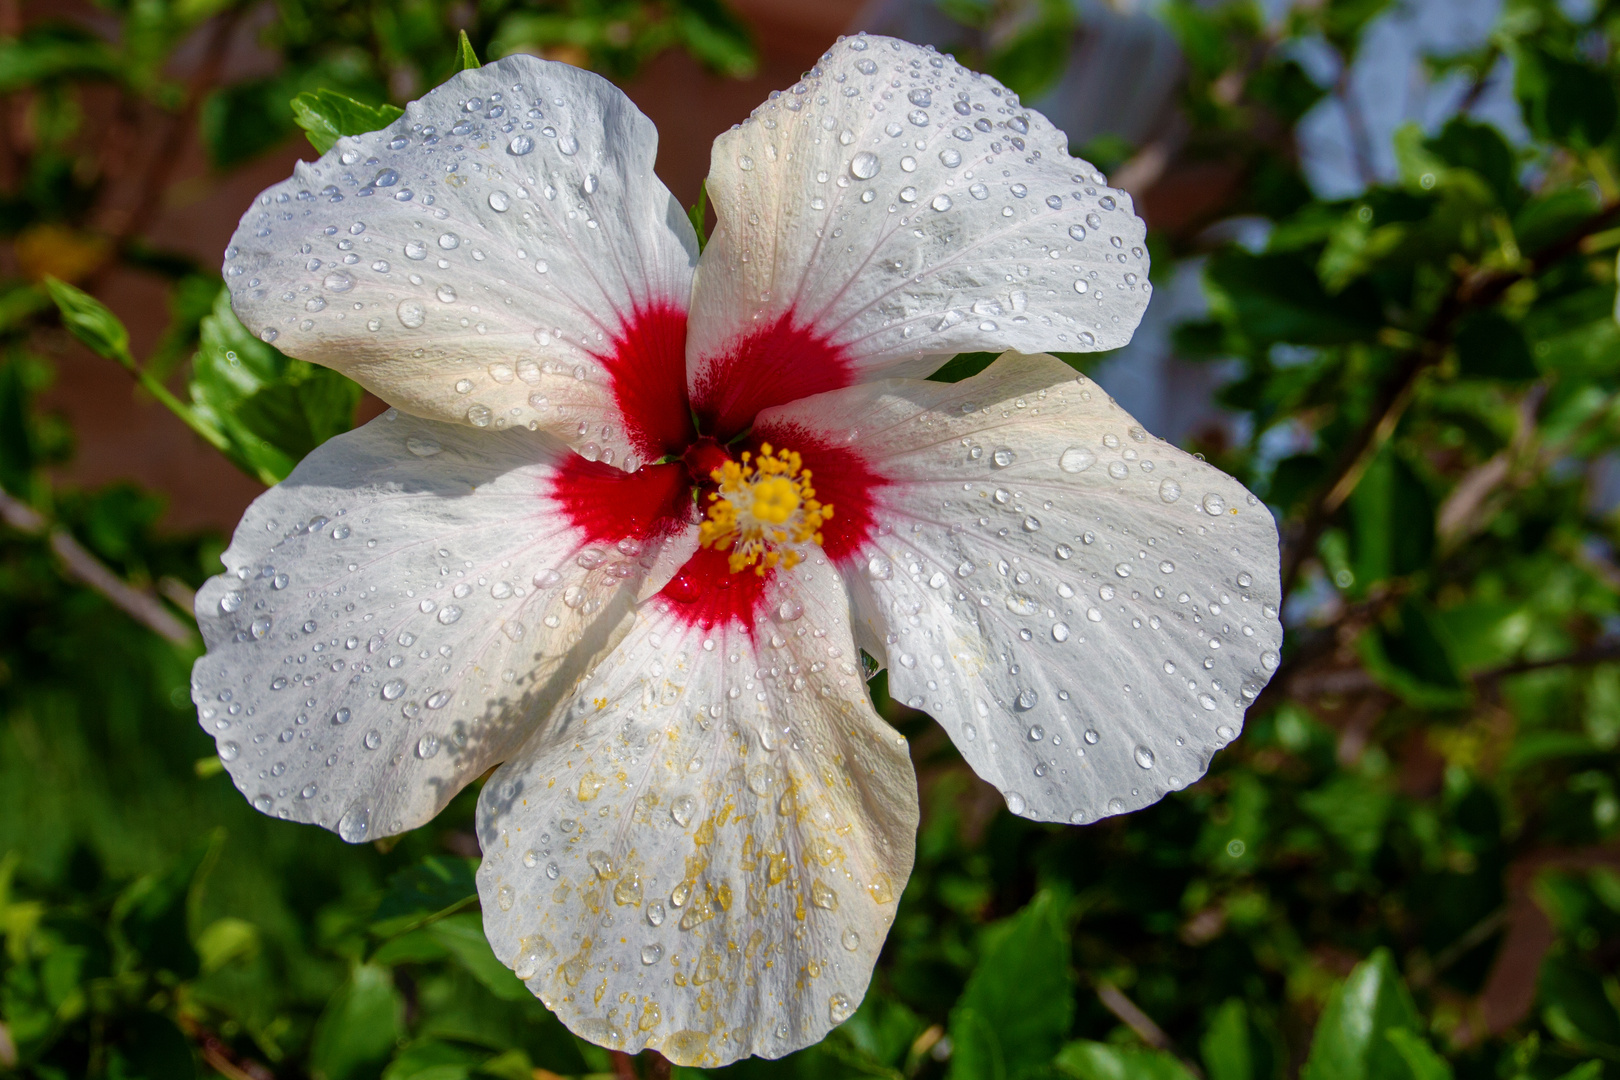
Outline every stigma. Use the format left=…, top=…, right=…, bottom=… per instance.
left=698, top=443, right=833, bottom=575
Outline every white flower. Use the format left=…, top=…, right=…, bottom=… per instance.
left=195, top=35, right=1282, bottom=1067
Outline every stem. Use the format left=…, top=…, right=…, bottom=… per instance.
left=0, top=484, right=196, bottom=644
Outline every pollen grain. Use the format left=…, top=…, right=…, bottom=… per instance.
left=698, top=444, right=833, bottom=575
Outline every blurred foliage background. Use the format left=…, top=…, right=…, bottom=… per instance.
left=3, top=0, right=1620, bottom=1078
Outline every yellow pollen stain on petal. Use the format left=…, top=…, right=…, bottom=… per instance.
left=698, top=443, right=834, bottom=575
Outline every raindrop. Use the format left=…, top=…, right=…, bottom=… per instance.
left=865, top=554, right=893, bottom=580
left=992, top=448, right=1015, bottom=467
left=1059, top=447, right=1095, bottom=473
left=1069, top=224, right=1087, bottom=241
left=842, top=928, right=860, bottom=951
left=671, top=795, right=695, bottom=826
left=382, top=679, right=405, bottom=700
left=488, top=191, right=510, bottom=211
left=508, top=134, right=535, bottom=155
left=338, top=804, right=371, bottom=842
left=830, top=994, right=855, bottom=1024
left=397, top=300, right=426, bottom=328
left=1005, top=791, right=1027, bottom=815
left=1202, top=493, right=1226, bottom=515
left=404, top=239, right=428, bottom=260
left=641, top=944, right=663, bottom=965
left=850, top=151, right=880, bottom=179
left=931, top=194, right=953, bottom=211
left=496, top=884, right=514, bottom=910
left=436, top=284, right=457, bottom=303
left=1135, top=746, right=1155, bottom=769
left=1015, top=689, right=1038, bottom=710
left=1052, top=622, right=1070, bottom=642
left=220, top=590, right=244, bottom=613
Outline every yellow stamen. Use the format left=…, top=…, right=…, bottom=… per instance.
left=697, top=443, right=833, bottom=575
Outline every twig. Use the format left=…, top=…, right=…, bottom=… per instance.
left=176, top=1016, right=274, bottom=1080
left=103, top=7, right=243, bottom=253
left=1094, top=982, right=1204, bottom=1078
left=0, top=484, right=195, bottom=645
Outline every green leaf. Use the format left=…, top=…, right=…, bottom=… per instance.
left=842, top=987, right=926, bottom=1068
left=1362, top=598, right=1465, bottom=706
left=113, top=832, right=219, bottom=979
left=371, top=856, right=479, bottom=938
left=108, top=1012, right=199, bottom=1080
left=1299, top=774, right=1394, bottom=863
left=1516, top=48, right=1618, bottom=149
left=1383, top=1029, right=1452, bottom=1080
left=947, top=891, right=1073, bottom=1080
left=689, top=181, right=709, bottom=252
left=291, top=88, right=405, bottom=155
left=195, top=916, right=259, bottom=973
left=1424, top=118, right=1520, bottom=208
left=673, top=2, right=758, bottom=79
left=44, top=277, right=133, bottom=369
left=311, top=963, right=405, bottom=1080
left=1347, top=447, right=1435, bottom=586
left=1540, top=953, right=1620, bottom=1052
left=1203, top=999, right=1253, bottom=1080
left=380, top=1038, right=486, bottom=1080
left=189, top=287, right=361, bottom=483
left=1301, top=949, right=1421, bottom=1080
left=1455, top=311, right=1538, bottom=380
left=987, top=0, right=1074, bottom=101
left=426, top=913, right=528, bottom=1002
left=951, top=1006, right=1006, bottom=1080
left=1055, top=1042, right=1199, bottom=1080
left=455, top=30, right=481, bottom=73
left=1205, top=251, right=1383, bottom=346
left=0, top=31, right=121, bottom=94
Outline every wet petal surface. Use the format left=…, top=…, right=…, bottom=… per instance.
left=476, top=566, right=916, bottom=1066
left=191, top=410, right=694, bottom=841
left=224, top=56, right=698, bottom=467
left=687, top=34, right=1149, bottom=428
left=762, top=352, right=1282, bottom=824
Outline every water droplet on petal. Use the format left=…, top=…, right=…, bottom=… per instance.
left=1059, top=447, right=1095, bottom=473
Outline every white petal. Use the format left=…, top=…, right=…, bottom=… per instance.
left=225, top=56, right=698, bottom=468
left=191, top=410, right=695, bottom=842
left=475, top=568, right=916, bottom=1066
left=688, top=34, right=1147, bottom=387
left=763, top=353, right=1282, bottom=824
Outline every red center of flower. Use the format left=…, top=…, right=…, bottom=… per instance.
left=548, top=303, right=882, bottom=629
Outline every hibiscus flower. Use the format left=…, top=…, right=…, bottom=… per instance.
left=195, top=33, right=1282, bottom=1067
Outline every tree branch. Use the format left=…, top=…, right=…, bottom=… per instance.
left=1280, top=198, right=1620, bottom=594
left=103, top=7, right=243, bottom=254
left=0, top=484, right=195, bottom=645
